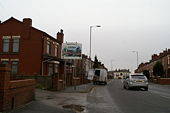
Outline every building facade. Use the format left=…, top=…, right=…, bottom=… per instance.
left=0, top=17, right=64, bottom=76
left=0, top=17, right=108, bottom=88
left=109, top=69, right=130, bottom=79
left=136, top=49, right=170, bottom=78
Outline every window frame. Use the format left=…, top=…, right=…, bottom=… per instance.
left=12, top=36, right=20, bottom=53
left=1, top=61, right=9, bottom=64
left=55, top=46, right=58, bottom=56
left=55, top=64, right=59, bottom=73
left=47, top=41, right=51, bottom=54
left=48, top=63, right=53, bottom=76
left=2, top=38, right=10, bottom=52
left=11, top=61, right=18, bottom=75
left=12, top=38, right=20, bottom=52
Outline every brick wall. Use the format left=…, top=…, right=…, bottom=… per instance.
left=0, top=64, right=35, bottom=112
left=0, top=17, right=64, bottom=77
left=73, top=77, right=81, bottom=85
left=158, top=78, right=170, bottom=85
left=52, top=75, right=64, bottom=90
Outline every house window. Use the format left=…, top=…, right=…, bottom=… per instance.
left=11, top=61, right=18, bottom=75
left=55, top=64, right=59, bottom=73
left=48, top=64, right=53, bottom=75
left=1, top=61, right=9, bottom=64
left=12, top=39, right=20, bottom=52
left=168, top=55, right=170, bottom=65
left=55, top=46, right=58, bottom=56
left=47, top=41, right=51, bottom=54
left=3, top=39, right=10, bottom=52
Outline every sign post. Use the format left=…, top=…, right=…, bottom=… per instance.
left=61, top=42, right=82, bottom=90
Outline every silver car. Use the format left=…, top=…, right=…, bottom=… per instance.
left=123, top=73, right=149, bottom=91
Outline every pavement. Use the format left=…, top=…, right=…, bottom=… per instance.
left=62, top=83, right=94, bottom=93
left=11, top=83, right=95, bottom=113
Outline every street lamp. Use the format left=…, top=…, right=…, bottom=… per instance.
left=89, top=25, right=101, bottom=60
left=110, top=59, right=114, bottom=71
left=132, top=51, right=139, bottom=68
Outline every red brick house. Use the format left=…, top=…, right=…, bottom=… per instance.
left=136, top=49, right=170, bottom=78
left=0, top=64, right=35, bottom=112
left=0, top=17, right=64, bottom=77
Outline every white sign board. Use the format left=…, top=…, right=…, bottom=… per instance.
left=61, top=42, right=82, bottom=59
left=87, top=69, right=95, bottom=80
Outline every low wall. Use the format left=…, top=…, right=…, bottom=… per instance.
left=52, top=76, right=64, bottom=90
left=11, top=75, right=52, bottom=90
left=11, top=74, right=87, bottom=90
left=73, top=77, right=80, bottom=85
left=150, top=77, right=170, bottom=85
left=0, top=64, right=35, bottom=112
left=158, top=78, right=170, bottom=85
left=12, top=75, right=65, bottom=90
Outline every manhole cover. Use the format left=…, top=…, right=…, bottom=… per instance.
left=63, top=104, right=84, bottom=112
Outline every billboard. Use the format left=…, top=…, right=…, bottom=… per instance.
left=61, top=42, right=82, bottom=59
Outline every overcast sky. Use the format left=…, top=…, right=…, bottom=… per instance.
left=0, top=0, right=170, bottom=72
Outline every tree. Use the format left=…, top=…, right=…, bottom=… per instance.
left=93, top=55, right=99, bottom=69
left=143, top=70, right=150, bottom=79
left=153, top=61, right=164, bottom=77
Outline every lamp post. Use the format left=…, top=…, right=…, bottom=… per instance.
left=89, top=25, right=101, bottom=60
left=132, top=51, right=139, bottom=68
left=110, top=59, right=114, bottom=71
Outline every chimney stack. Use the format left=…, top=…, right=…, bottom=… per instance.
left=23, top=18, right=32, bottom=26
left=151, top=54, right=158, bottom=61
left=57, top=29, right=64, bottom=44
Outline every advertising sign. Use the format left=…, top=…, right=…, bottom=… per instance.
left=61, top=42, right=82, bottom=59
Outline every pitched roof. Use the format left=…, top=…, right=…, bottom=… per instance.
left=1, top=17, right=58, bottom=42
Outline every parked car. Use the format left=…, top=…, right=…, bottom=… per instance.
left=123, top=73, right=149, bottom=91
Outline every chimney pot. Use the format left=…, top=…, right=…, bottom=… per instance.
left=60, top=29, right=63, bottom=33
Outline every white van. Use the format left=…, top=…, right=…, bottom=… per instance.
left=87, top=68, right=108, bottom=85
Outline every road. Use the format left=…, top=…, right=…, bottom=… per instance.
left=11, top=80, right=170, bottom=113
left=86, top=79, right=170, bottom=113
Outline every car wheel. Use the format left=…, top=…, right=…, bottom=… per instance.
left=145, top=87, right=148, bottom=91
left=127, top=84, right=130, bottom=90
left=123, top=85, right=126, bottom=89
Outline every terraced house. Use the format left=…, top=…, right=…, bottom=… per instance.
left=136, top=49, right=170, bottom=78
left=0, top=17, right=64, bottom=77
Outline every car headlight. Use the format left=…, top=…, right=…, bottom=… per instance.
left=130, top=81, right=133, bottom=84
left=144, top=80, right=148, bottom=84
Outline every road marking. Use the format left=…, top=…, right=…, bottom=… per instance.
left=90, top=87, right=95, bottom=94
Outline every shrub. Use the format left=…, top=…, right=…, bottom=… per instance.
left=153, top=61, right=164, bottom=77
